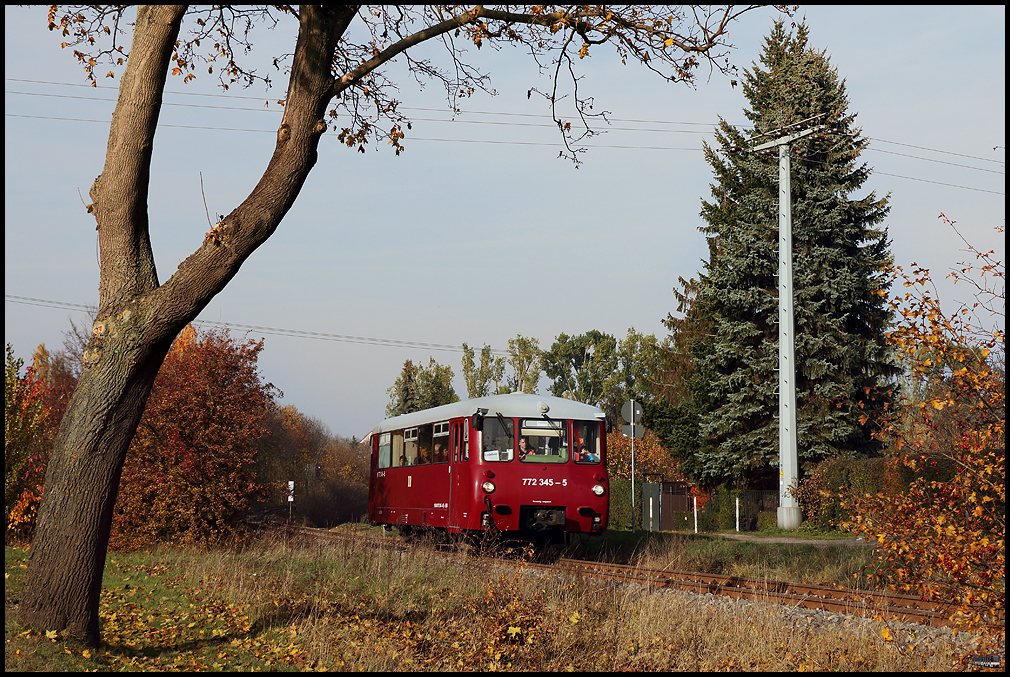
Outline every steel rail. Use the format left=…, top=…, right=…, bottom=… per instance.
left=549, top=558, right=972, bottom=628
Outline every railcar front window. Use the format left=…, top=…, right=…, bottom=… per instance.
left=519, top=419, right=569, bottom=463
left=482, top=415, right=514, bottom=462
left=573, top=421, right=602, bottom=464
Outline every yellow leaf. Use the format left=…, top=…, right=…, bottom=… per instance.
left=881, top=627, right=893, bottom=641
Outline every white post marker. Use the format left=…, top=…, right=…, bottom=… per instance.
left=621, top=399, right=644, bottom=529
left=287, top=480, right=295, bottom=523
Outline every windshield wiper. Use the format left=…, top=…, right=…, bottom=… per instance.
left=495, top=412, right=513, bottom=441
left=541, top=412, right=563, bottom=437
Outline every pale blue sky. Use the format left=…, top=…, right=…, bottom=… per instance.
left=5, top=5, right=1005, bottom=438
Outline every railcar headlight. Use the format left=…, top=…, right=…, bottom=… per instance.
left=482, top=481, right=496, bottom=494
left=592, top=484, right=605, bottom=496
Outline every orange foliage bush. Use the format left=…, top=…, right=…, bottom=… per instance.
left=110, top=326, right=276, bottom=550
left=844, top=219, right=1004, bottom=648
left=606, top=429, right=684, bottom=482
left=5, top=346, right=47, bottom=542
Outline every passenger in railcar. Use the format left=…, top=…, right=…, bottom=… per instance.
left=577, top=442, right=598, bottom=463
left=518, top=436, right=532, bottom=460
left=574, top=423, right=599, bottom=463
left=433, top=441, right=448, bottom=464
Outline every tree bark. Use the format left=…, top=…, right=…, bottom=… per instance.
left=17, top=5, right=349, bottom=647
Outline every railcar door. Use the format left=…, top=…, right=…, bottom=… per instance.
left=448, top=418, right=468, bottom=530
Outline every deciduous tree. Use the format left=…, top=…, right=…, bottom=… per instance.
left=257, top=403, right=331, bottom=501
left=22, top=4, right=767, bottom=645
left=845, top=220, right=1004, bottom=647
left=544, top=329, right=621, bottom=415
left=606, top=429, right=684, bottom=483
left=505, top=334, right=544, bottom=395
left=462, top=342, right=506, bottom=399
left=5, top=344, right=81, bottom=541
left=108, top=325, right=275, bottom=550
left=5, top=344, right=46, bottom=536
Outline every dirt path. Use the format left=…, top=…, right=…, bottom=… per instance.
left=702, top=532, right=873, bottom=547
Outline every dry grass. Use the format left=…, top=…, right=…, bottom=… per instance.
left=6, top=532, right=988, bottom=671
left=624, top=532, right=877, bottom=588
left=159, top=532, right=978, bottom=671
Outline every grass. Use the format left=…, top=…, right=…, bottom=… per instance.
left=560, top=528, right=880, bottom=588
left=5, top=527, right=982, bottom=671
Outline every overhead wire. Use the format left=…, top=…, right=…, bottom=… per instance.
left=6, top=108, right=1002, bottom=190
left=3, top=294, right=506, bottom=356
left=6, top=77, right=1005, bottom=175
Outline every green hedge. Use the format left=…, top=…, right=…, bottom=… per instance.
left=607, top=478, right=641, bottom=531
left=795, top=455, right=960, bottom=530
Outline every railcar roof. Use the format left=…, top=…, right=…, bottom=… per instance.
left=371, top=393, right=605, bottom=434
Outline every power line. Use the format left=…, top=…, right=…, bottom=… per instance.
left=4, top=294, right=507, bottom=356
left=5, top=77, right=727, bottom=127
left=10, top=90, right=1005, bottom=168
left=0, top=112, right=705, bottom=151
left=871, top=172, right=1004, bottom=196
left=7, top=76, right=1004, bottom=166
left=867, top=137, right=1005, bottom=165
left=4, top=88, right=718, bottom=136
left=8, top=111, right=1001, bottom=192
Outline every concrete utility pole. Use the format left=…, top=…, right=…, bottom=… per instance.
left=750, top=122, right=826, bottom=530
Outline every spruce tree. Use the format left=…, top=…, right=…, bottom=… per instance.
left=689, top=22, right=896, bottom=486
left=646, top=275, right=719, bottom=481
left=385, top=358, right=459, bottom=417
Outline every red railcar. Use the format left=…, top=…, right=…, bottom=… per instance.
left=367, top=393, right=609, bottom=539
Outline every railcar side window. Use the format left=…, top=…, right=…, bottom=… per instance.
left=404, top=428, right=419, bottom=466
left=377, top=432, right=391, bottom=469
left=433, top=422, right=449, bottom=464
left=417, top=424, right=433, bottom=465
left=573, top=421, right=602, bottom=464
left=519, top=419, right=569, bottom=463
left=482, top=415, right=514, bottom=462
left=391, top=431, right=404, bottom=467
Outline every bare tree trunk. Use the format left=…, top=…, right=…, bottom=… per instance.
left=17, top=4, right=348, bottom=647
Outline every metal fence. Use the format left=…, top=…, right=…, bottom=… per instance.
left=641, top=482, right=779, bottom=532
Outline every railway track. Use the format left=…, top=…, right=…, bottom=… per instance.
left=273, top=524, right=997, bottom=630
left=542, top=558, right=961, bottom=628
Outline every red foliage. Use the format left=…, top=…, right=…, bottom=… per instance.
left=6, top=343, right=78, bottom=542
left=110, top=326, right=277, bottom=549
